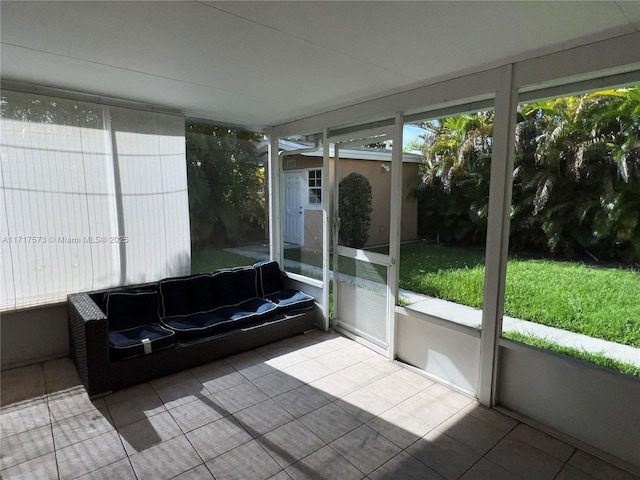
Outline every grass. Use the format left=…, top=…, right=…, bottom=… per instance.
left=397, top=242, right=640, bottom=348
left=503, top=331, right=640, bottom=377
left=191, top=248, right=257, bottom=274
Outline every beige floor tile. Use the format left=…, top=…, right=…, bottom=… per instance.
left=460, top=403, right=518, bottom=434
left=421, top=383, right=474, bottom=411
left=486, top=436, right=564, bottom=480
left=52, top=408, right=116, bottom=449
left=436, top=410, right=509, bottom=455
left=2, top=333, right=637, bottom=480
left=336, top=388, right=394, bottom=422
left=459, top=458, right=521, bottom=480
left=257, top=419, right=325, bottom=468
left=299, top=402, right=363, bottom=443
left=362, top=354, right=404, bottom=374
left=43, top=357, right=82, bottom=393
left=0, top=363, right=46, bottom=406
left=75, top=458, right=137, bottom=480
left=107, top=388, right=166, bottom=428
left=265, top=350, right=312, bottom=370
left=129, top=435, right=202, bottom=480
left=388, top=367, right=435, bottom=390
left=252, top=370, right=305, bottom=398
left=406, top=429, right=481, bottom=480
left=314, top=349, right=363, bottom=372
left=330, top=425, right=401, bottom=475
left=169, top=392, right=229, bottom=433
left=186, top=416, right=253, bottom=462
left=0, top=452, right=58, bottom=480
left=336, top=362, right=389, bottom=387
left=396, top=391, right=458, bottom=427
left=309, top=372, right=361, bottom=400
left=0, top=423, right=54, bottom=469
left=366, top=405, right=433, bottom=449
left=369, top=451, right=444, bottom=480
left=508, top=424, right=575, bottom=461
left=191, top=362, right=248, bottom=394
left=555, top=464, right=600, bottom=480
left=171, top=464, right=215, bottom=479
left=364, top=374, right=421, bottom=405
left=273, top=385, right=331, bottom=418
left=119, top=410, right=183, bottom=454
left=48, top=386, right=103, bottom=422
left=214, top=382, right=269, bottom=413
left=57, top=430, right=127, bottom=480
left=568, top=450, right=640, bottom=480
left=286, top=445, right=364, bottom=480
left=206, top=439, right=282, bottom=480
left=0, top=396, right=50, bottom=437
left=281, top=359, right=334, bottom=384
left=153, top=375, right=210, bottom=410
left=232, top=399, right=295, bottom=437
left=269, top=470, right=294, bottom=480
left=103, top=382, right=156, bottom=405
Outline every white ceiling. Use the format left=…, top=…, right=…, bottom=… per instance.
left=2, top=1, right=639, bottom=129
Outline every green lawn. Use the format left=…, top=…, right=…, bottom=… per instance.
left=398, top=242, right=640, bottom=348
left=191, top=248, right=257, bottom=274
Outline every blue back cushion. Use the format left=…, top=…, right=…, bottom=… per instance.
left=230, top=266, right=258, bottom=303
left=160, top=274, right=217, bottom=317
left=255, top=261, right=284, bottom=296
left=106, top=291, right=160, bottom=331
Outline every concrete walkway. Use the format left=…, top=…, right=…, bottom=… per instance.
left=225, top=245, right=640, bottom=368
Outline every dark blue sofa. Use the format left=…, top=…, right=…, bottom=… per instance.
left=68, top=261, right=316, bottom=396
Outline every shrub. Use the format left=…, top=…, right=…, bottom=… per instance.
left=339, top=173, right=373, bottom=248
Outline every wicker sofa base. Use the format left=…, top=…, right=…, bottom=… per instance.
left=68, top=292, right=318, bottom=397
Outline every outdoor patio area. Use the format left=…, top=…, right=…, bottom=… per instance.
left=1, top=329, right=636, bottom=480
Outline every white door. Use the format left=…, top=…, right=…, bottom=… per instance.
left=331, top=125, right=398, bottom=353
left=283, top=172, right=305, bottom=245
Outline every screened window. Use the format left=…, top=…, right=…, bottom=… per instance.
left=308, top=169, right=322, bottom=205
left=0, top=90, right=189, bottom=310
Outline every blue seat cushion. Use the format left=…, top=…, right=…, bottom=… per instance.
left=109, top=323, right=176, bottom=360
left=254, top=260, right=284, bottom=296
left=106, top=291, right=161, bottom=331
left=266, top=289, right=315, bottom=313
left=163, top=297, right=278, bottom=340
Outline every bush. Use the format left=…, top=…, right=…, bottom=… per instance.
left=339, top=173, right=373, bottom=248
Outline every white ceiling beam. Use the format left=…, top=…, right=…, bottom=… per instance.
left=273, top=31, right=640, bottom=137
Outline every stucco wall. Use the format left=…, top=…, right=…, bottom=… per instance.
left=282, top=154, right=419, bottom=248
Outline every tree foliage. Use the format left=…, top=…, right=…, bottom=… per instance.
left=186, top=124, right=266, bottom=249
left=414, top=86, right=640, bottom=264
left=339, top=173, right=373, bottom=248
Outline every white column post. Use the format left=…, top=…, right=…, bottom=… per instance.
left=478, top=64, right=518, bottom=406
left=321, top=128, right=331, bottom=331
left=388, top=112, right=404, bottom=359
left=267, top=130, right=283, bottom=265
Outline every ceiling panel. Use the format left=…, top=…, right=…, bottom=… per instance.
left=1, top=1, right=639, bottom=128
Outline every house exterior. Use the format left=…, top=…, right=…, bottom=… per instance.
left=282, top=147, right=421, bottom=250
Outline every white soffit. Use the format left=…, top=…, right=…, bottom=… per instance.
left=1, top=1, right=639, bottom=129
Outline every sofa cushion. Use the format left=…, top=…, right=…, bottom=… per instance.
left=109, top=323, right=176, bottom=360
left=266, top=289, right=315, bottom=314
left=106, top=291, right=160, bottom=332
left=254, top=260, right=284, bottom=296
left=160, top=273, right=231, bottom=317
left=229, top=266, right=259, bottom=303
left=163, top=297, right=278, bottom=340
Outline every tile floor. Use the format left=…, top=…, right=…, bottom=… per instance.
left=1, top=329, right=638, bottom=480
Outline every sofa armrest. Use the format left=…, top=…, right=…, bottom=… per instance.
left=68, top=293, right=111, bottom=396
